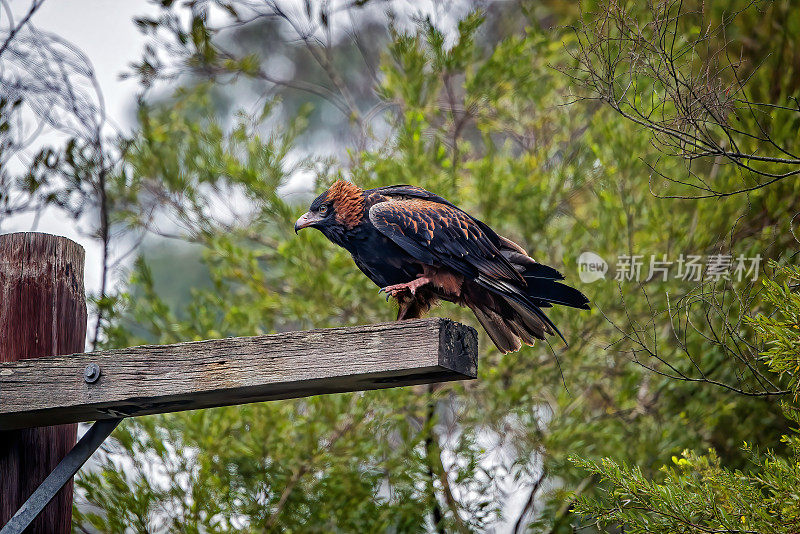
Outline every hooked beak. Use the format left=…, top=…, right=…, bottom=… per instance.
left=294, top=211, right=322, bottom=234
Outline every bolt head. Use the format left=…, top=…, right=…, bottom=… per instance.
left=84, top=363, right=101, bottom=384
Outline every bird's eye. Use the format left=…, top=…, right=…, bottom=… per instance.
left=318, top=204, right=328, bottom=214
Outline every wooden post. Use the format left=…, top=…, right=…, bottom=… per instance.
left=0, top=233, right=87, bottom=533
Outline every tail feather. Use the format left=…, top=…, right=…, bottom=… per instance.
left=463, top=235, right=591, bottom=352
left=504, top=293, right=564, bottom=344
left=524, top=278, right=591, bottom=310
left=470, top=305, right=522, bottom=354
left=469, top=295, right=552, bottom=354
left=507, top=317, right=538, bottom=346
left=502, top=295, right=550, bottom=339
left=511, top=255, right=565, bottom=280
left=498, top=238, right=564, bottom=280
left=498, top=235, right=590, bottom=310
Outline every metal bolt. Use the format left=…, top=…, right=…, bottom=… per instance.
left=84, top=363, right=101, bottom=384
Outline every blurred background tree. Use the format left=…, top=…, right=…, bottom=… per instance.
left=1, top=0, right=798, bottom=532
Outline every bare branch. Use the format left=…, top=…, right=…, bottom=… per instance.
left=562, top=0, right=800, bottom=198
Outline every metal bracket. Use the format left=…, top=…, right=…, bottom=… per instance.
left=0, top=418, right=123, bottom=534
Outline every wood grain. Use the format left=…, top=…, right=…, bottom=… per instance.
left=0, top=318, right=477, bottom=430
left=0, top=232, right=87, bottom=533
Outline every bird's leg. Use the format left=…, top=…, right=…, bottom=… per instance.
left=379, top=276, right=432, bottom=298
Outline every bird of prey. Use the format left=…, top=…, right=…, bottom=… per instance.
left=295, top=180, right=590, bottom=353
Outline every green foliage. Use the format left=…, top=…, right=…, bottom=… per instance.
left=76, top=393, right=453, bottom=532
left=749, top=263, right=800, bottom=397
left=573, top=264, right=800, bottom=533
left=573, top=441, right=800, bottom=533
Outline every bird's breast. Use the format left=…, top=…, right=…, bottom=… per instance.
left=345, top=225, right=422, bottom=287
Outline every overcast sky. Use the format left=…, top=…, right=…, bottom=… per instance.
left=22, top=0, right=155, bottom=130
left=4, top=0, right=159, bottom=295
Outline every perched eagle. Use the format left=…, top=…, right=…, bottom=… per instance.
left=295, top=180, right=590, bottom=353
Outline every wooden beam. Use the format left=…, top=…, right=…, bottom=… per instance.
left=0, top=318, right=477, bottom=430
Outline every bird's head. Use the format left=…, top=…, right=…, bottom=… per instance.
left=294, top=180, right=365, bottom=241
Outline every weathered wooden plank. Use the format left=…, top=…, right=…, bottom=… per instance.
left=0, top=232, right=87, bottom=532
left=0, top=318, right=477, bottom=430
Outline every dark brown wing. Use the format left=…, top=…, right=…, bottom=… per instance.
left=368, top=185, right=583, bottom=306
left=367, top=185, right=510, bottom=252
left=366, top=185, right=460, bottom=208
left=368, top=199, right=524, bottom=286
left=369, top=198, right=575, bottom=348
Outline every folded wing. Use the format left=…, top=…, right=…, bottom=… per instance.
left=369, top=199, right=523, bottom=285
left=369, top=198, right=589, bottom=352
